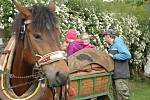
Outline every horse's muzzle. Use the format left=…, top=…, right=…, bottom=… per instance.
left=55, top=71, right=69, bottom=86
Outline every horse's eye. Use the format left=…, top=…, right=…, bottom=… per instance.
left=33, top=33, right=41, bottom=39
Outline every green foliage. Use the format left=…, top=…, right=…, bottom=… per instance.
left=0, top=0, right=149, bottom=77
left=0, top=0, right=48, bottom=38
left=0, top=0, right=15, bottom=37
left=62, top=0, right=150, bottom=75
left=67, top=0, right=149, bottom=18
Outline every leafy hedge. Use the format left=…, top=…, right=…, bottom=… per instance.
left=58, top=0, right=150, bottom=76
left=0, top=0, right=150, bottom=77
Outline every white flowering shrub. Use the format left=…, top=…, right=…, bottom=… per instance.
left=57, top=2, right=150, bottom=75
left=0, top=0, right=49, bottom=37
left=0, top=0, right=149, bottom=76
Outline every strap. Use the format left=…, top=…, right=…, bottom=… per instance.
left=1, top=50, right=11, bottom=54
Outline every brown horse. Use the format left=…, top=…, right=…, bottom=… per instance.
left=0, top=0, right=69, bottom=99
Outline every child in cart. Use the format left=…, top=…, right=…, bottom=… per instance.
left=63, top=28, right=95, bottom=57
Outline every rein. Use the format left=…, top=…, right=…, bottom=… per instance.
left=0, top=68, right=46, bottom=90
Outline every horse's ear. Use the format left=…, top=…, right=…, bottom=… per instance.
left=48, top=0, right=56, bottom=12
left=12, top=0, right=31, bottom=19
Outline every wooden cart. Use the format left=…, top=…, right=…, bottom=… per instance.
left=67, top=48, right=115, bottom=100
left=69, top=67, right=114, bottom=100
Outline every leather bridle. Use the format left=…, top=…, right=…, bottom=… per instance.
left=21, top=19, right=68, bottom=100
left=22, top=19, right=67, bottom=67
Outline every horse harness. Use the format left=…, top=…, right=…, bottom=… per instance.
left=0, top=19, right=67, bottom=100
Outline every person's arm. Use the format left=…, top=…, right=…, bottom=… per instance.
left=61, top=42, right=68, bottom=51
left=112, top=41, right=131, bottom=60
left=67, top=43, right=75, bottom=57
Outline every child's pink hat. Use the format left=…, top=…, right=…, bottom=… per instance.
left=65, top=28, right=79, bottom=42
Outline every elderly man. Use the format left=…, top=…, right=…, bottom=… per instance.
left=102, top=29, right=131, bottom=100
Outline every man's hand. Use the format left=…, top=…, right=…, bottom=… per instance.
left=108, top=53, right=113, bottom=58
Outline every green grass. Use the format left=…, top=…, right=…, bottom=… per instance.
left=129, top=80, right=150, bottom=100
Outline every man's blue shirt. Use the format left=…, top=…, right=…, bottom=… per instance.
left=108, top=37, right=131, bottom=60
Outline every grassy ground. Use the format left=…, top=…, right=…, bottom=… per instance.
left=129, top=79, right=150, bottom=100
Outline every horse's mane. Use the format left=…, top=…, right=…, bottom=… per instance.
left=12, top=4, right=57, bottom=45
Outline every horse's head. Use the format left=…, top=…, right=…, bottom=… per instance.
left=12, top=0, right=69, bottom=87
